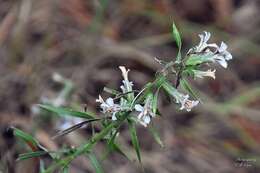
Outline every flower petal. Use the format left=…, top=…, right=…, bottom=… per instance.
left=112, top=112, right=117, bottom=121
left=106, top=98, right=114, bottom=106
left=219, top=42, right=227, bottom=52
left=204, top=31, right=211, bottom=43
left=134, top=104, right=144, bottom=112
left=216, top=56, right=228, bottom=68
left=143, top=115, right=151, bottom=124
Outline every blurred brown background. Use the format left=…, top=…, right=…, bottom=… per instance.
left=0, top=0, right=260, bottom=172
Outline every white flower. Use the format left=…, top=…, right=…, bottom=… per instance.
left=119, top=66, right=130, bottom=81
left=135, top=104, right=152, bottom=127
left=188, top=31, right=218, bottom=54
left=192, top=69, right=216, bottom=79
left=135, top=99, right=156, bottom=127
left=211, top=42, right=232, bottom=68
left=188, top=32, right=232, bottom=68
left=177, top=94, right=199, bottom=112
left=119, top=66, right=133, bottom=93
left=96, top=95, right=121, bottom=120
left=173, top=92, right=199, bottom=112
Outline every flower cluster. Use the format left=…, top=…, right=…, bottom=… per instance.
left=96, top=31, right=232, bottom=127
left=96, top=66, right=157, bottom=127
left=188, top=31, right=232, bottom=68
left=186, top=31, right=232, bottom=81
left=96, top=66, right=133, bottom=121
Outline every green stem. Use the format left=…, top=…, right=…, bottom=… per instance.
left=43, top=65, right=172, bottom=173
left=43, top=116, right=127, bottom=173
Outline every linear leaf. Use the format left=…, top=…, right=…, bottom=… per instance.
left=172, top=21, right=182, bottom=62
left=162, top=80, right=179, bottom=98
left=17, top=151, right=48, bottom=161
left=61, top=166, right=69, bottom=173
left=88, top=153, right=104, bottom=173
left=107, top=131, right=131, bottom=161
left=148, top=126, right=164, bottom=148
left=180, top=79, right=199, bottom=100
left=38, top=104, right=95, bottom=119
left=12, top=127, right=38, bottom=147
left=103, top=87, right=121, bottom=95
left=185, top=54, right=213, bottom=66
left=152, top=88, right=160, bottom=114
left=12, top=127, right=56, bottom=160
left=128, top=120, right=141, bottom=163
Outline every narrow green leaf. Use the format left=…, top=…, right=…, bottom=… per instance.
left=106, top=131, right=131, bottom=161
left=17, top=151, right=48, bottom=161
left=172, top=21, right=181, bottom=49
left=172, top=21, right=182, bottom=62
left=152, top=88, right=160, bottom=114
left=128, top=120, right=141, bottom=163
left=180, top=79, right=199, bottom=100
left=12, top=127, right=38, bottom=147
left=148, top=126, right=164, bottom=148
left=161, top=80, right=179, bottom=98
left=38, top=104, right=95, bottom=119
left=61, top=166, right=69, bottom=173
left=103, top=87, right=120, bottom=95
left=154, top=75, right=166, bottom=87
left=182, top=68, right=195, bottom=78
left=111, top=143, right=131, bottom=160
left=88, top=153, right=104, bottom=173
left=185, top=54, right=213, bottom=66
left=12, top=127, right=56, bottom=160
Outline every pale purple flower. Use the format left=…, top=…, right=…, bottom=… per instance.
left=211, top=42, right=232, bottom=68
left=96, top=95, right=121, bottom=120
left=134, top=104, right=155, bottom=127
left=177, top=94, right=199, bottom=112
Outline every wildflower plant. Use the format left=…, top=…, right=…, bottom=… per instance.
left=13, top=22, right=232, bottom=173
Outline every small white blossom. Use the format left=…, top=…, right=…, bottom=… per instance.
left=188, top=32, right=232, bottom=68
left=188, top=31, right=218, bottom=54
left=211, top=42, right=232, bottom=68
left=192, top=69, right=216, bottom=79
left=134, top=95, right=156, bottom=127
left=118, top=66, right=134, bottom=107
left=177, top=94, right=199, bottom=112
left=134, top=104, right=155, bottom=127
left=119, top=66, right=133, bottom=93
left=173, top=91, right=199, bottom=112
left=96, top=95, right=121, bottom=120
